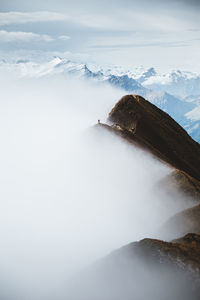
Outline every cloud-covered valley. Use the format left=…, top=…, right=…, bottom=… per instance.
left=0, top=70, right=192, bottom=299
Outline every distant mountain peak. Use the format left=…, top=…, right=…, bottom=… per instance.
left=1, top=57, right=200, bottom=142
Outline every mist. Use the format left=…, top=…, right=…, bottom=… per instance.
left=0, top=70, right=193, bottom=299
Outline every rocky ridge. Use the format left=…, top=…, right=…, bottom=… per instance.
left=64, top=94, right=200, bottom=300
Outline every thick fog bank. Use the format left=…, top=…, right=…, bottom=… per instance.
left=0, top=71, right=192, bottom=299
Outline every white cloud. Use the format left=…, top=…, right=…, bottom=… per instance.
left=0, top=11, right=67, bottom=26
left=0, top=10, right=186, bottom=33
left=58, top=35, right=71, bottom=41
left=0, top=9, right=191, bottom=34
left=0, top=30, right=53, bottom=42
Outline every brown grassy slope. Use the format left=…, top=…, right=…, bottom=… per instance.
left=136, top=233, right=200, bottom=268
left=110, top=233, right=200, bottom=288
left=108, top=95, right=200, bottom=182
left=98, top=95, right=200, bottom=236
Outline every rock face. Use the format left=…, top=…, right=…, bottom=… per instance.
left=108, top=95, right=200, bottom=182
left=158, top=170, right=200, bottom=202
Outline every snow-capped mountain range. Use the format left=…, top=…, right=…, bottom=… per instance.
left=1, top=57, right=200, bottom=142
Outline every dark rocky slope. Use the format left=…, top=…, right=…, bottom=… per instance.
left=67, top=233, right=200, bottom=300
left=66, top=95, right=200, bottom=300
left=107, top=95, right=200, bottom=182
left=158, top=170, right=200, bottom=202
left=162, top=204, right=200, bottom=238
left=99, top=95, right=200, bottom=238
left=105, top=94, right=200, bottom=232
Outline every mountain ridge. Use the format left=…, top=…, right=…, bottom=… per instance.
left=66, top=94, right=200, bottom=300
left=107, top=94, right=200, bottom=182
left=5, top=57, right=199, bottom=141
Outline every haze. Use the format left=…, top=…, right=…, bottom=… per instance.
left=0, top=70, right=193, bottom=299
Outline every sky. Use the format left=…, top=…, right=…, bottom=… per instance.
left=0, top=0, right=200, bottom=71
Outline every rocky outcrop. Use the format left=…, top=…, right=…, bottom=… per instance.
left=108, top=95, right=200, bottom=182
left=162, top=204, right=200, bottom=238
left=67, top=233, right=200, bottom=300
left=158, top=170, right=200, bottom=202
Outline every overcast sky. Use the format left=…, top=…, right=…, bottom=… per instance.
left=0, top=0, right=200, bottom=71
